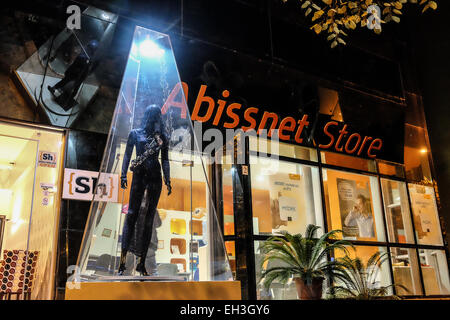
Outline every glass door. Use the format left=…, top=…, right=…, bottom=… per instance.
left=0, top=122, right=65, bottom=300
left=0, top=134, right=39, bottom=300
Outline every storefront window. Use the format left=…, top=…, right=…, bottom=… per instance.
left=222, top=163, right=234, bottom=236
left=381, top=179, right=415, bottom=244
left=225, top=241, right=236, bottom=278
left=254, top=240, right=302, bottom=300
left=404, top=125, right=432, bottom=183
left=418, top=249, right=450, bottom=295
left=408, top=184, right=443, bottom=246
left=332, top=246, right=392, bottom=295
left=377, top=160, right=405, bottom=179
left=321, top=151, right=377, bottom=173
left=322, top=169, right=385, bottom=241
left=250, top=155, right=323, bottom=236
left=390, top=247, right=423, bottom=295
left=0, top=121, right=65, bottom=300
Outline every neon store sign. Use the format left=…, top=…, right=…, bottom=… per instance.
left=162, top=83, right=384, bottom=159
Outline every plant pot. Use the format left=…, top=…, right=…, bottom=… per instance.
left=294, top=278, right=323, bottom=300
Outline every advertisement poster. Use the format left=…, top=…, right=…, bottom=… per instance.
left=268, top=173, right=303, bottom=233
left=408, top=185, right=442, bottom=245
left=336, top=178, right=376, bottom=240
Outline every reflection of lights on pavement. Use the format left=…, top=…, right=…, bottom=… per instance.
left=139, top=39, right=164, bottom=58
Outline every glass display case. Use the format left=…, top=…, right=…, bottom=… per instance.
left=75, top=26, right=232, bottom=283
left=15, top=7, right=117, bottom=127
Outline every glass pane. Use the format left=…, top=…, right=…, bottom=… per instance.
left=222, top=163, right=234, bottom=236
left=332, top=246, right=392, bottom=295
left=320, top=151, right=377, bottom=172
left=0, top=122, right=65, bottom=300
left=250, top=155, right=323, bottom=236
left=404, top=125, right=432, bottom=183
left=377, top=160, right=405, bottom=178
left=26, top=128, right=65, bottom=299
left=0, top=134, right=37, bottom=252
left=249, top=136, right=317, bottom=161
left=225, top=241, right=236, bottom=279
left=254, top=240, right=308, bottom=300
left=0, top=134, right=37, bottom=299
left=418, top=249, right=450, bottom=295
left=322, top=169, right=385, bottom=241
left=15, top=8, right=117, bottom=128
left=390, top=247, right=423, bottom=295
left=408, top=184, right=443, bottom=246
left=76, top=26, right=232, bottom=283
left=381, top=179, right=415, bottom=244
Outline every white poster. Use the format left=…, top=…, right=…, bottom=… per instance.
left=268, top=173, right=303, bottom=231
left=63, top=168, right=119, bottom=202
left=409, top=185, right=442, bottom=245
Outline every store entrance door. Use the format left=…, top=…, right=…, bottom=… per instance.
left=0, top=121, right=65, bottom=300
left=0, top=134, right=38, bottom=300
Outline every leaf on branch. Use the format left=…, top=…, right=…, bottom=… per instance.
left=312, top=10, right=325, bottom=21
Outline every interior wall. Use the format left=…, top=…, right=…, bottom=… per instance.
left=2, top=138, right=37, bottom=252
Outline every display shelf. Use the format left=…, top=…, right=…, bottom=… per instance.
left=155, top=209, right=208, bottom=277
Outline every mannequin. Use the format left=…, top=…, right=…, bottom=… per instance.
left=119, top=104, right=172, bottom=276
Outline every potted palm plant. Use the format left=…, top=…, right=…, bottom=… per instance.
left=259, top=224, right=352, bottom=300
left=327, top=251, right=408, bottom=300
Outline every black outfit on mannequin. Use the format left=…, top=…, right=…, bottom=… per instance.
left=119, top=105, right=171, bottom=276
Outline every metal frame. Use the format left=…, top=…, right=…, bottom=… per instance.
left=0, top=215, right=5, bottom=255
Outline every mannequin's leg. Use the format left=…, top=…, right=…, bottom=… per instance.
left=119, top=174, right=145, bottom=274
left=136, top=178, right=162, bottom=276
left=118, top=249, right=127, bottom=275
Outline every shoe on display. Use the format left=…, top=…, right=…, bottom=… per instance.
left=135, top=262, right=148, bottom=276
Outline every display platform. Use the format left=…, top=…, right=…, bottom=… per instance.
left=85, top=275, right=187, bottom=281
left=65, top=280, right=241, bottom=300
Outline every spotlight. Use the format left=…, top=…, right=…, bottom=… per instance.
left=139, top=39, right=164, bottom=58
left=420, top=148, right=428, bottom=154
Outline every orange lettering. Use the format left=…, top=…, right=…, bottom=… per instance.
left=319, top=121, right=337, bottom=149
left=335, top=124, right=348, bottom=152
left=242, top=107, right=259, bottom=131
left=224, top=103, right=241, bottom=128
left=212, top=90, right=230, bottom=125
left=258, top=112, right=278, bottom=137
left=279, top=117, right=296, bottom=141
left=345, top=133, right=361, bottom=154
left=161, top=82, right=188, bottom=118
left=294, top=115, right=309, bottom=144
left=192, top=84, right=215, bottom=122
left=367, top=138, right=383, bottom=158
left=357, top=136, right=373, bottom=156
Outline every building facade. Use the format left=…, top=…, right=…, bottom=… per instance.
left=0, top=0, right=448, bottom=300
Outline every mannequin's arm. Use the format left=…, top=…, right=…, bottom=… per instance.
left=120, top=130, right=135, bottom=187
left=161, top=138, right=171, bottom=194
